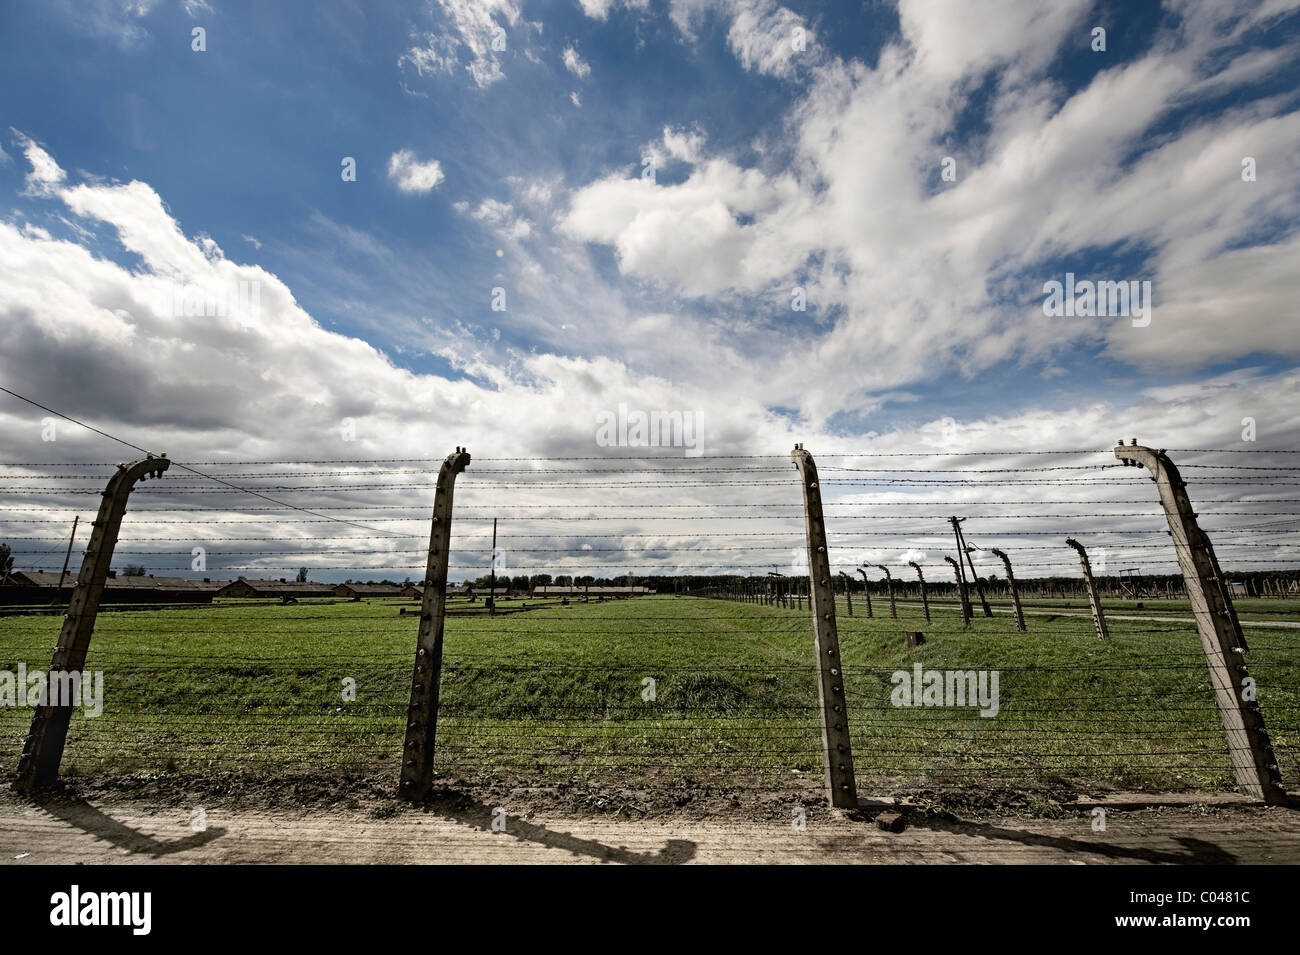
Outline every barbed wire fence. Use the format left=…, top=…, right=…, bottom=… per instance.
left=0, top=446, right=1297, bottom=805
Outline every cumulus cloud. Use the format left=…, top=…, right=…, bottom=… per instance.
left=2, top=140, right=1298, bottom=580
left=559, top=0, right=1300, bottom=420
left=386, top=149, right=445, bottom=194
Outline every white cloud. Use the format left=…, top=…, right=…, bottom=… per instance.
left=45, top=0, right=157, bottom=46
left=468, top=198, right=532, bottom=240
left=895, top=0, right=1090, bottom=82
left=386, top=149, right=445, bottom=194
left=578, top=0, right=649, bottom=19
left=668, top=0, right=819, bottom=78
left=398, top=33, right=459, bottom=78
left=2, top=140, right=1299, bottom=580
left=400, top=0, right=520, bottom=88
left=11, top=131, right=67, bottom=197
left=558, top=0, right=1300, bottom=420
left=562, top=45, right=591, bottom=79
left=560, top=127, right=804, bottom=296
left=570, top=90, right=582, bottom=108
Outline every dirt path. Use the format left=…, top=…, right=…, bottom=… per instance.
left=2, top=797, right=1298, bottom=864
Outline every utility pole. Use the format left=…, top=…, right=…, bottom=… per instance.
left=908, top=561, right=930, bottom=622
left=1115, top=441, right=1286, bottom=803
left=56, top=515, right=80, bottom=596
left=950, top=517, right=992, bottom=617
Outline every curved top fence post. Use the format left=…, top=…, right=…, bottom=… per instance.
left=400, top=447, right=471, bottom=802
left=1114, top=441, right=1286, bottom=804
left=16, top=455, right=170, bottom=791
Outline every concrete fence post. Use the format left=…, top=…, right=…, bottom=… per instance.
left=1115, top=442, right=1286, bottom=804
left=908, top=560, right=930, bottom=622
left=16, top=455, right=170, bottom=790
left=990, top=548, right=1027, bottom=633
left=790, top=445, right=857, bottom=808
left=399, top=447, right=471, bottom=801
left=1065, top=538, right=1109, bottom=640
left=870, top=564, right=896, bottom=619
left=838, top=571, right=853, bottom=617
left=854, top=567, right=873, bottom=618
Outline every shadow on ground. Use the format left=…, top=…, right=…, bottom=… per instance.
left=422, top=787, right=697, bottom=865
left=33, top=795, right=226, bottom=858
left=900, top=814, right=1237, bottom=864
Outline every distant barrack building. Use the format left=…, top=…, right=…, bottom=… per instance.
left=530, top=585, right=654, bottom=598
left=214, top=579, right=336, bottom=599
left=333, top=582, right=421, bottom=599
left=0, top=570, right=229, bottom=605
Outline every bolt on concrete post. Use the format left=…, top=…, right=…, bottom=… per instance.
left=855, top=567, right=874, bottom=618
left=399, top=447, right=471, bottom=802
left=908, top=561, right=931, bottom=622
left=1065, top=538, right=1109, bottom=640
left=945, top=556, right=971, bottom=627
left=838, top=571, right=853, bottom=617
left=790, top=445, right=858, bottom=808
left=1115, top=442, right=1287, bottom=804
left=16, top=456, right=170, bottom=790
left=990, top=548, right=1027, bottom=633
left=871, top=564, right=896, bottom=619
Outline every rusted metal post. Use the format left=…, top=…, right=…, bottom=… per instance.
left=1065, top=538, right=1109, bottom=640
left=399, top=447, right=471, bottom=801
left=871, top=564, right=896, bottom=619
left=908, top=560, right=930, bottom=623
left=16, top=456, right=170, bottom=790
left=854, top=567, right=873, bottom=617
left=790, top=445, right=857, bottom=808
left=838, top=571, right=853, bottom=617
left=1115, top=442, right=1286, bottom=804
left=944, top=555, right=971, bottom=627
left=990, top=548, right=1026, bottom=633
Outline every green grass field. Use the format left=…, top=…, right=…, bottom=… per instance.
left=1, top=595, right=1297, bottom=803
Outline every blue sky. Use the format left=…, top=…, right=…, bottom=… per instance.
left=2, top=0, right=1299, bottom=579
left=2, top=1, right=1297, bottom=433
